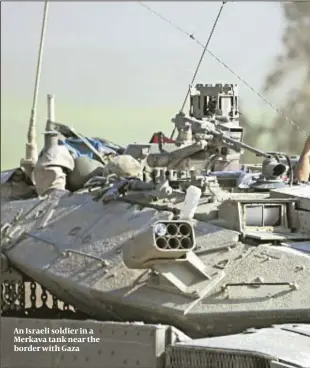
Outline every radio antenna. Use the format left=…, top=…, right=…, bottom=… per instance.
left=170, top=1, right=226, bottom=139
left=21, top=1, right=49, bottom=173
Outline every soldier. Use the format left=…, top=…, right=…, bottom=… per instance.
left=295, top=135, right=310, bottom=182
left=103, top=155, right=142, bottom=179
left=33, top=131, right=74, bottom=196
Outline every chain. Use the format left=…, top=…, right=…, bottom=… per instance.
left=10, top=283, right=18, bottom=312
left=2, top=282, right=11, bottom=312
left=1, top=276, right=82, bottom=318
left=1, top=283, right=5, bottom=311
left=30, top=281, right=37, bottom=309
left=41, top=286, right=48, bottom=307
left=17, top=281, right=25, bottom=309
left=1, top=281, right=24, bottom=313
left=179, top=1, right=226, bottom=114
left=52, top=295, right=58, bottom=309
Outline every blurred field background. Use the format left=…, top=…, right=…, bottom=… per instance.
left=1, top=2, right=309, bottom=170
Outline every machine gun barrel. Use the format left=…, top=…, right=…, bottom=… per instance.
left=184, top=115, right=270, bottom=158
left=221, top=135, right=270, bottom=158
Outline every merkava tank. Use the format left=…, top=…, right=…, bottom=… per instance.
left=1, top=83, right=310, bottom=368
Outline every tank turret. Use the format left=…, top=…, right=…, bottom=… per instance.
left=1, top=80, right=309, bottom=368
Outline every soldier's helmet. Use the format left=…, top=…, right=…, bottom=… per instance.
left=103, top=155, right=142, bottom=178
left=66, top=156, right=104, bottom=192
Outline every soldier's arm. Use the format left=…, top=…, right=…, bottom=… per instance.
left=295, top=136, right=310, bottom=182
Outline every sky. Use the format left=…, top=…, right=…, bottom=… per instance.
left=1, top=1, right=285, bottom=168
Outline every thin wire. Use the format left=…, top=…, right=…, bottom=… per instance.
left=138, top=2, right=308, bottom=139
left=179, top=1, right=226, bottom=113
left=170, top=1, right=226, bottom=139
left=138, top=2, right=191, bottom=38
left=24, top=1, right=49, bottom=162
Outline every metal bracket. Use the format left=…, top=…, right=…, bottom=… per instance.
left=221, top=281, right=298, bottom=291
left=63, top=249, right=109, bottom=267
left=145, top=251, right=219, bottom=300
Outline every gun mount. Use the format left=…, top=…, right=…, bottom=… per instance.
left=124, top=84, right=292, bottom=194
left=177, top=83, right=243, bottom=172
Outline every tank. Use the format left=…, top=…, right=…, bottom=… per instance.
left=1, top=83, right=309, bottom=368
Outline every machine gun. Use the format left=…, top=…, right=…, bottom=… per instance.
left=172, top=112, right=269, bottom=158
left=170, top=112, right=297, bottom=190
left=140, top=83, right=299, bottom=192
left=124, top=83, right=298, bottom=194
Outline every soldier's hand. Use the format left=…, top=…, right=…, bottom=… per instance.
left=303, top=135, right=310, bottom=156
